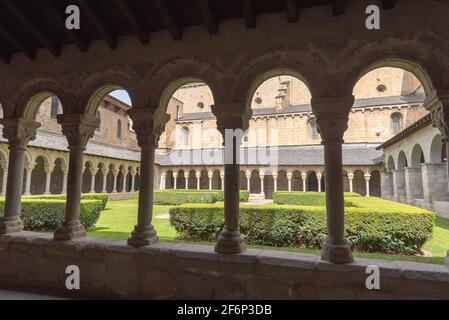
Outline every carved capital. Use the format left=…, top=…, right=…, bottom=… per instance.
left=44, top=164, right=55, bottom=174
left=0, top=118, right=41, bottom=148
left=311, top=96, right=354, bottom=143
left=57, top=114, right=99, bottom=148
left=128, top=108, right=169, bottom=148
left=211, top=103, right=252, bottom=138
left=431, top=107, right=449, bottom=141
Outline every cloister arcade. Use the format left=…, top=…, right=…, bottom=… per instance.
left=160, top=166, right=381, bottom=198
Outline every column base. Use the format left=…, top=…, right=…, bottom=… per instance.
left=54, top=221, right=86, bottom=240
left=215, top=230, right=246, bottom=254
left=0, top=217, right=23, bottom=234
left=127, top=224, right=159, bottom=247
left=320, top=237, right=353, bottom=264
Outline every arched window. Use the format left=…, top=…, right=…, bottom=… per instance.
left=308, top=118, right=318, bottom=140
left=181, top=126, right=189, bottom=146
left=50, top=96, right=59, bottom=118
left=117, top=119, right=122, bottom=138
left=96, top=111, right=101, bottom=132
left=391, top=113, right=403, bottom=135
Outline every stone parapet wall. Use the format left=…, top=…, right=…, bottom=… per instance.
left=0, top=232, right=449, bottom=299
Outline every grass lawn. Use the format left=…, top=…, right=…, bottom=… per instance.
left=88, top=198, right=448, bottom=265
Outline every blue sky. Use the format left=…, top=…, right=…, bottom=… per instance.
left=110, top=90, right=132, bottom=105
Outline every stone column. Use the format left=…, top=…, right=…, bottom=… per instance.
left=0, top=118, right=40, bottom=234
left=380, top=171, right=394, bottom=199
left=111, top=169, right=118, bottom=193
left=313, top=96, right=354, bottom=264
left=128, top=108, right=169, bottom=247
left=245, top=170, right=251, bottom=191
left=173, top=172, right=178, bottom=189
left=89, top=167, right=97, bottom=193
left=23, top=162, right=35, bottom=196
left=0, top=160, right=8, bottom=196
left=208, top=170, right=213, bottom=190
left=61, top=165, right=68, bottom=194
left=404, top=167, right=423, bottom=201
left=392, top=169, right=406, bottom=201
left=220, top=170, right=224, bottom=191
left=259, top=171, right=265, bottom=197
left=287, top=172, right=293, bottom=191
left=196, top=170, right=201, bottom=190
left=44, top=164, right=55, bottom=195
left=54, top=114, right=99, bottom=240
left=421, top=163, right=448, bottom=202
left=130, top=169, right=136, bottom=192
left=301, top=172, right=307, bottom=192
left=364, top=173, right=371, bottom=197
left=317, top=172, right=322, bottom=192
left=430, top=104, right=449, bottom=193
left=101, top=167, right=108, bottom=193
left=347, top=172, right=354, bottom=193
left=160, top=172, right=166, bottom=189
left=184, top=171, right=189, bottom=189
left=273, top=172, right=278, bottom=192
left=211, top=102, right=251, bottom=254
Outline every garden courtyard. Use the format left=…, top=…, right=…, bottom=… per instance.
left=87, top=195, right=449, bottom=265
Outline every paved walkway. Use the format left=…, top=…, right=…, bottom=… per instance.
left=0, top=289, right=66, bottom=300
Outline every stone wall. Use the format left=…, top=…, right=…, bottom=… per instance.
left=1, top=232, right=449, bottom=299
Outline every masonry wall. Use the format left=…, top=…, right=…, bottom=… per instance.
left=1, top=232, right=449, bottom=300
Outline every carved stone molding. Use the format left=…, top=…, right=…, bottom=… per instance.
left=211, top=103, right=253, bottom=138
left=431, top=107, right=449, bottom=142
left=0, top=118, right=41, bottom=148
left=57, top=114, right=100, bottom=148
left=311, top=96, right=354, bottom=143
left=128, top=108, right=170, bottom=148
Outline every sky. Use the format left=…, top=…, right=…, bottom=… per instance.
left=109, top=90, right=132, bottom=106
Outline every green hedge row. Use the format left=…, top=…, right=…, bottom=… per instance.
left=22, top=193, right=109, bottom=210
left=0, top=199, right=103, bottom=232
left=169, top=198, right=435, bottom=254
left=153, top=189, right=249, bottom=205
left=272, top=191, right=361, bottom=206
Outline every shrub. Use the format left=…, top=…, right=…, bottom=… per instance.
left=272, top=191, right=360, bottom=206
left=153, top=190, right=219, bottom=205
left=22, top=193, right=109, bottom=210
left=216, top=190, right=250, bottom=202
left=169, top=198, right=435, bottom=254
left=0, top=199, right=103, bottom=232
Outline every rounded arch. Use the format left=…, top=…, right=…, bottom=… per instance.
left=411, top=144, right=425, bottom=168
left=397, top=151, right=408, bottom=170
left=84, top=84, right=134, bottom=117
left=387, top=155, right=396, bottom=172
left=430, top=134, right=445, bottom=164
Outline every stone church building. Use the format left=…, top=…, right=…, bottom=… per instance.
left=0, top=67, right=427, bottom=199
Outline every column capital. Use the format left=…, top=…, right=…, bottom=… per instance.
left=0, top=160, right=8, bottom=170
left=301, top=172, right=307, bottom=179
left=57, top=114, right=99, bottom=148
left=128, top=108, right=169, bottom=148
left=311, top=96, right=354, bottom=143
left=89, top=167, right=98, bottom=176
left=0, top=118, right=41, bottom=148
left=211, top=103, right=252, bottom=135
left=347, top=172, right=354, bottom=179
left=183, top=171, right=189, bottom=178
left=44, top=164, right=55, bottom=174
left=172, top=172, right=178, bottom=178
left=195, top=170, right=201, bottom=178
left=25, top=162, right=36, bottom=171
left=207, top=170, right=213, bottom=178
left=430, top=107, right=449, bottom=141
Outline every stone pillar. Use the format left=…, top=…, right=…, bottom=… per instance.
left=211, top=102, right=251, bottom=254
left=404, top=167, right=423, bottom=200
left=62, top=165, right=68, bottom=194
left=208, top=170, right=213, bottom=190
left=128, top=108, right=169, bottom=247
left=259, top=171, right=265, bottom=197
left=23, top=162, right=35, bottom=196
left=89, top=167, right=97, bottom=193
left=0, top=160, right=8, bottom=195
left=421, top=163, right=448, bottom=202
left=44, top=164, right=55, bottom=195
left=220, top=170, right=224, bottom=191
left=160, top=172, right=166, bottom=189
left=430, top=104, right=449, bottom=193
left=245, top=170, right=251, bottom=191
left=173, top=172, right=178, bottom=189
left=111, top=169, right=118, bottom=193
left=130, top=169, right=136, bottom=192
left=380, top=171, right=394, bottom=199
left=301, top=172, right=307, bottom=192
left=0, top=118, right=40, bottom=234
left=317, top=172, right=322, bottom=192
left=313, top=96, right=354, bottom=264
left=364, top=173, right=371, bottom=197
left=184, top=171, right=189, bottom=190
left=54, top=114, right=99, bottom=240
left=196, top=170, right=201, bottom=190
left=101, top=167, right=108, bottom=193
left=273, top=172, right=278, bottom=192
left=347, top=172, right=354, bottom=193
left=287, top=172, right=293, bottom=191
left=392, top=169, right=406, bottom=201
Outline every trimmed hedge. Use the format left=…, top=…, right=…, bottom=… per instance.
left=21, top=193, right=109, bottom=210
left=153, top=189, right=250, bottom=205
left=0, top=199, right=103, bottom=232
left=169, top=198, right=435, bottom=254
left=272, top=191, right=361, bottom=206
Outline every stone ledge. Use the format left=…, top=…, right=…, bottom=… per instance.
left=0, top=232, right=449, bottom=299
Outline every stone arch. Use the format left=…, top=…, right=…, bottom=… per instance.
left=200, top=170, right=209, bottom=189
left=387, top=155, right=396, bottom=172
left=353, top=170, right=366, bottom=196
left=188, top=169, right=197, bottom=189
left=95, top=162, right=106, bottom=193
left=307, top=171, right=318, bottom=192
left=212, top=169, right=221, bottom=190
left=177, top=169, right=186, bottom=189
left=398, top=151, right=408, bottom=170
left=277, top=170, right=288, bottom=191
left=411, top=144, right=425, bottom=168
left=239, top=170, right=247, bottom=190
left=50, top=157, right=65, bottom=194
left=106, top=163, right=116, bottom=193
left=117, top=164, right=126, bottom=192
left=430, top=134, right=445, bottom=164
left=165, top=169, right=174, bottom=189
left=369, top=170, right=381, bottom=197
left=292, top=170, right=302, bottom=191
left=250, top=170, right=261, bottom=194
left=82, top=161, right=95, bottom=193
left=30, top=155, right=48, bottom=195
